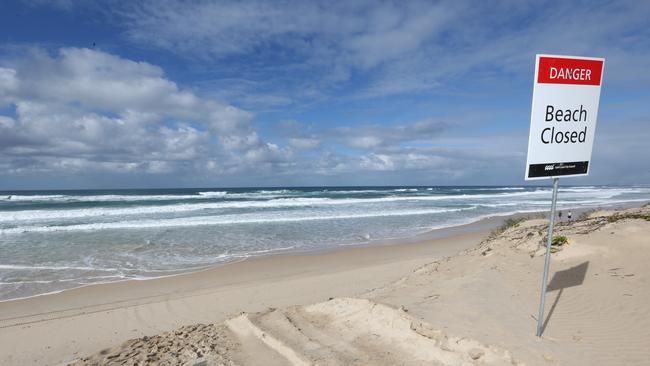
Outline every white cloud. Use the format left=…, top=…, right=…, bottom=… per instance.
left=359, top=153, right=395, bottom=171
left=105, top=1, right=473, bottom=103
left=106, top=0, right=650, bottom=103
left=4, top=48, right=246, bottom=126
left=0, top=67, right=18, bottom=105
left=289, top=137, right=321, bottom=149
left=0, top=47, right=290, bottom=178
left=333, top=119, right=449, bottom=149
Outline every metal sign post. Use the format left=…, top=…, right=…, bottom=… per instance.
left=524, top=55, right=604, bottom=336
left=536, top=177, right=559, bottom=336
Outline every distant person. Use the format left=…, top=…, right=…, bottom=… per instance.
left=558, top=211, right=562, bottom=220
left=568, top=211, right=572, bottom=220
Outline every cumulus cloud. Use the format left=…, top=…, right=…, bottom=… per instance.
left=2, top=1, right=650, bottom=187
left=0, top=47, right=290, bottom=178
left=0, top=47, right=464, bottom=186
left=306, top=144, right=516, bottom=184
left=278, top=120, right=322, bottom=150
left=276, top=118, right=507, bottom=181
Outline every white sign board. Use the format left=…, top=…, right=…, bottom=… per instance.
left=525, top=54, right=605, bottom=180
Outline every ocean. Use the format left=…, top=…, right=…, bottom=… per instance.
left=1, top=185, right=649, bottom=301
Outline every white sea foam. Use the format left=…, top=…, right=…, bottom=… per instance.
left=197, top=191, right=228, bottom=197
left=0, top=275, right=124, bottom=285
left=472, top=187, right=525, bottom=191
left=0, top=196, right=478, bottom=222
left=0, top=264, right=116, bottom=271
left=255, top=189, right=298, bottom=195
left=2, top=187, right=648, bottom=223
left=0, top=190, right=293, bottom=203
left=0, top=207, right=475, bottom=234
left=1, top=194, right=67, bottom=201
left=317, top=189, right=386, bottom=195
left=0, top=186, right=640, bottom=204
left=1, top=193, right=207, bottom=202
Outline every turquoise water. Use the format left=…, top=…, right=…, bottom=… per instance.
left=1, top=185, right=649, bottom=300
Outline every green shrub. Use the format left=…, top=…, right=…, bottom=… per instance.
left=552, top=235, right=568, bottom=246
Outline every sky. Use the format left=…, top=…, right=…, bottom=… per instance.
left=0, top=0, right=648, bottom=190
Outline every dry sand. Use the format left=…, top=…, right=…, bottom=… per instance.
left=1, top=205, right=649, bottom=365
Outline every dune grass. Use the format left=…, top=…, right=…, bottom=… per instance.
left=490, top=217, right=526, bottom=238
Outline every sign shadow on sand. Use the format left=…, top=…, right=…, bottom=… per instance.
left=540, top=261, right=589, bottom=335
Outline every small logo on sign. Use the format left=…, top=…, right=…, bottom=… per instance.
left=545, top=165, right=554, bottom=171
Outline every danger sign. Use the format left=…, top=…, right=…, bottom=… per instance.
left=525, top=54, right=605, bottom=180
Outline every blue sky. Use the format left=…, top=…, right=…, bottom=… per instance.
left=0, top=0, right=649, bottom=189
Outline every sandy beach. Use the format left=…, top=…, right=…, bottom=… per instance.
left=2, top=2, right=648, bottom=365
left=1, top=204, right=649, bottom=365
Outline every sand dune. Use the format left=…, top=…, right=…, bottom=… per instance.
left=367, top=204, right=650, bottom=365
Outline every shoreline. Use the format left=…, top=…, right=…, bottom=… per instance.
left=0, top=213, right=499, bottom=365
left=1, top=200, right=643, bottom=304
left=0, top=214, right=499, bottom=313
left=1, top=201, right=648, bottom=365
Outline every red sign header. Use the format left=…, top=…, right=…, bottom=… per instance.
left=537, top=56, right=603, bottom=86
